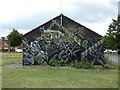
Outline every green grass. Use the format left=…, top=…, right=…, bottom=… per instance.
left=1, top=53, right=22, bottom=65
left=1, top=53, right=119, bottom=88
left=2, top=66, right=118, bottom=88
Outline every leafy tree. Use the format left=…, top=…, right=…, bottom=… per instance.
left=103, top=15, right=120, bottom=53
left=7, top=29, right=22, bottom=47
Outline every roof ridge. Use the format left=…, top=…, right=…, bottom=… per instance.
left=23, top=14, right=102, bottom=40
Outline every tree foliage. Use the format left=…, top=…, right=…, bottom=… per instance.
left=103, top=15, right=120, bottom=51
left=7, top=29, right=22, bottom=47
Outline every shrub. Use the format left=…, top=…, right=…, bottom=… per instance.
left=0, top=48, right=15, bottom=52
left=59, top=60, right=66, bottom=66
left=49, top=60, right=66, bottom=67
left=72, top=60, right=93, bottom=69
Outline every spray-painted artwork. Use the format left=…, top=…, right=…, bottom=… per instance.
left=23, top=14, right=104, bottom=65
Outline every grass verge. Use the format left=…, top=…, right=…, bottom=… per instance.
left=2, top=66, right=118, bottom=88
left=1, top=53, right=119, bottom=88
left=1, top=53, right=22, bottom=66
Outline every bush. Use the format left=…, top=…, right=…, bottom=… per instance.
left=49, top=60, right=93, bottom=69
left=49, top=60, right=66, bottom=67
left=1, top=48, right=8, bottom=51
left=59, top=60, right=66, bottom=66
left=72, top=60, right=93, bottom=69
left=0, top=48, right=15, bottom=52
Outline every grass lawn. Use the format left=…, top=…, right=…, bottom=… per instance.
left=1, top=53, right=119, bottom=88
left=0, top=53, right=22, bottom=65
left=2, top=66, right=118, bottom=88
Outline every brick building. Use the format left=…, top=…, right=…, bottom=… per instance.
left=0, top=37, right=10, bottom=51
left=0, top=37, right=22, bottom=52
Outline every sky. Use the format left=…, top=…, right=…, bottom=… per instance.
left=0, top=0, right=119, bottom=37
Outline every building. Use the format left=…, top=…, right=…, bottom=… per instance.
left=23, top=14, right=104, bottom=65
left=0, top=37, right=22, bottom=52
left=0, top=37, right=11, bottom=51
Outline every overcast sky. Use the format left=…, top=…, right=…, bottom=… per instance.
left=0, top=0, right=119, bottom=37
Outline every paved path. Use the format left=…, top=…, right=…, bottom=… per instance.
left=3, top=62, right=42, bottom=68
left=3, top=62, right=22, bottom=68
left=105, top=54, right=120, bottom=64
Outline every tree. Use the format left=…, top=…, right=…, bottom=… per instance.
left=7, top=29, right=22, bottom=47
left=103, top=15, right=120, bottom=54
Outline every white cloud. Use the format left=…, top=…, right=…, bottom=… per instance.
left=0, top=0, right=119, bottom=37
left=81, top=18, right=113, bottom=36
left=0, top=0, right=61, bottom=23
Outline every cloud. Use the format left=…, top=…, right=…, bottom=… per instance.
left=62, top=1, right=117, bottom=23
left=0, top=0, right=61, bottom=23
left=1, top=11, right=58, bottom=29
left=81, top=17, right=113, bottom=36
left=0, top=0, right=119, bottom=37
left=0, top=11, right=59, bottom=37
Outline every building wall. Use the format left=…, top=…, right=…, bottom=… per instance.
left=0, top=37, right=10, bottom=50
left=0, top=37, right=22, bottom=52
left=23, top=15, right=104, bottom=65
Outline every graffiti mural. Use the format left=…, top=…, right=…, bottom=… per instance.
left=23, top=17, right=105, bottom=66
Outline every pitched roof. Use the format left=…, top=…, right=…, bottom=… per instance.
left=23, top=14, right=102, bottom=43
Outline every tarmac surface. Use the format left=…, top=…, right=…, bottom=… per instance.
left=105, top=54, right=120, bottom=64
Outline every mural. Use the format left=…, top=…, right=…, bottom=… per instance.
left=23, top=18, right=105, bottom=66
